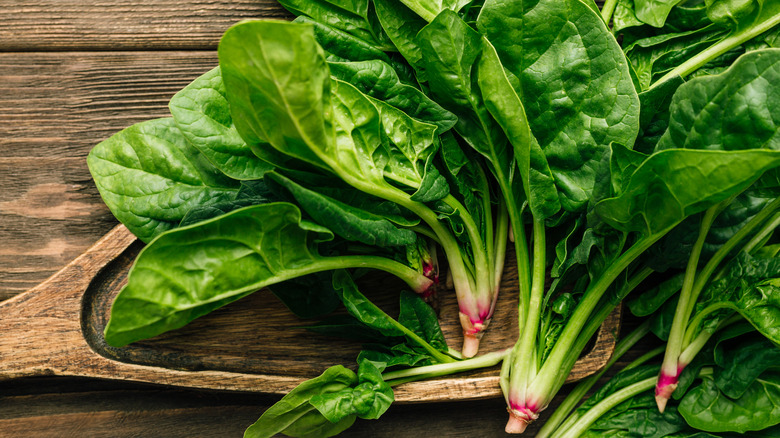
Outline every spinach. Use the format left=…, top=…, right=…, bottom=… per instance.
left=168, top=67, right=273, bottom=180
left=540, top=329, right=780, bottom=438
left=103, top=203, right=433, bottom=347
left=86, top=0, right=780, bottom=435
left=87, top=117, right=240, bottom=243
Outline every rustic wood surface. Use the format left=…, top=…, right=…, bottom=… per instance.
left=0, top=1, right=655, bottom=437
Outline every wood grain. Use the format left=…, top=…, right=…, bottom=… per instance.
left=0, top=52, right=219, bottom=298
left=0, top=1, right=290, bottom=51
left=0, top=224, right=619, bottom=400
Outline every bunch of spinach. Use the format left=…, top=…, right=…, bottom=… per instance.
left=86, top=0, right=780, bottom=435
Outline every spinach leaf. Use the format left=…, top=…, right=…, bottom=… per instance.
left=477, top=36, right=560, bottom=219
left=373, top=0, right=429, bottom=81
left=478, top=0, right=641, bottom=212
left=103, top=203, right=338, bottom=346
left=635, top=0, right=687, bottom=28
left=168, top=67, right=273, bottom=180
left=328, top=59, right=456, bottom=133
left=713, top=334, right=780, bottom=398
left=656, top=49, right=780, bottom=154
left=310, top=359, right=394, bottom=421
left=267, top=172, right=417, bottom=247
left=277, top=0, right=393, bottom=51
left=594, top=149, right=780, bottom=236
left=679, top=374, right=780, bottom=433
left=244, top=365, right=358, bottom=438
left=87, top=117, right=240, bottom=242
left=397, top=290, right=447, bottom=351
left=694, top=251, right=780, bottom=344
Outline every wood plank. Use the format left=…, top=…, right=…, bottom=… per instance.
left=0, top=1, right=291, bottom=51
left=0, top=52, right=218, bottom=298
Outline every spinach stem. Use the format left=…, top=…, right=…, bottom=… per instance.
left=600, top=0, right=618, bottom=25
left=526, top=232, right=662, bottom=409
left=557, top=377, right=658, bottom=438
left=536, top=320, right=654, bottom=438
left=383, top=348, right=509, bottom=385
left=652, top=11, right=780, bottom=87
left=507, top=219, right=546, bottom=406
left=659, top=203, right=721, bottom=390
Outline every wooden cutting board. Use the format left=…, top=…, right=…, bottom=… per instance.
left=0, top=224, right=620, bottom=402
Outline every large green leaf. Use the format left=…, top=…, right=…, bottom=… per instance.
left=595, top=149, right=780, bottom=236
left=679, top=375, right=780, bottom=433
left=656, top=49, right=780, bottom=153
left=373, top=0, right=428, bottom=80
left=168, top=67, right=273, bottom=180
left=103, top=203, right=336, bottom=347
left=635, top=0, right=687, bottom=28
left=219, top=20, right=331, bottom=171
left=477, top=37, right=560, bottom=219
left=87, top=117, right=239, bottom=243
left=478, top=0, right=641, bottom=212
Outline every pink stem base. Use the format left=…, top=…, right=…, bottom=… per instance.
left=459, top=312, right=490, bottom=358
left=655, top=370, right=681, bottom=413
left=505, top=405, right=539, bottom=434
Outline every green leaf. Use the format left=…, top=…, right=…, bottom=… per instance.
left=168, top=67, right=273, bottom=180
left=635, top=0, right=687, bottom=28
left=398, top=291, right=447, bottom=351
left=477, top=37, right=561, bottom=219
left=594, top=149, right=780, bottom=236
left=696, top=251, right=780, bottom=344
left=656, top=49, right=780, bottom=154
left=478, top=0, right=641, bottom=212
left=628, top=273, right=684, bottom=317
left=310, top=360, right=394, bottom=421
left=277, top=0, right=393, bottom=51
left=332, top=270, right=405, bottom=338
left=244, top=365, right=358, bottom=438
left=103, top=203, right=336, bottom=347
left=328, top=59, right=456, bottom=133
left=714, top=334, right=780, bottom=398
left=87, top=117, right=240, bottom=243
left=373, top=0, right=429, bottom=81
left=219, top=20, right=331, bottom=171
left=679, top=374, right=780, bottom=433
left=267, top=172, right=417, bottom=247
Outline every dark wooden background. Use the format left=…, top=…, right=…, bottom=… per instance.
left=0, top=1, right=648, bottom=436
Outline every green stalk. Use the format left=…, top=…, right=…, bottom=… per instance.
left=558, top=377, right=658, bottom=438
left=679, top=312, right=742, bottom=366
left=742, top=212, right=780, bottom=255
left=325, top=255, right=435, bottom=294
left=659, top=204, right=721, bottom=395
left=526, top=233, right=663, bottom=409
left=508, top=219, right=547, bottom=405
left=685, top=196, right=780, bottom=316
left=553, top=267, right=655, bottom=395
left=493, top=204, right=510, bottom=294
left=601, top=0, right=618, bottom=25
left=652, top=11, right=780, bottom=87
left=536, top=320, right=654, bottom=438
left=442, top=194, right=493, bottom=300
left=383, top=349, right=509, bottom=385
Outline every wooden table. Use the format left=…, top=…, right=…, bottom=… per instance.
left=0, top=1, right=648, bottom=436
